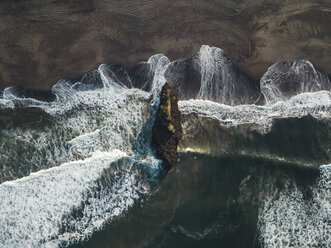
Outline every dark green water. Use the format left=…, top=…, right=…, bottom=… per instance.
left=1, top=92, right=329, bottom=247
left=72, top=153, right=321, bottom=248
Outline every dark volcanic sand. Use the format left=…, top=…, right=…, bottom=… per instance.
left=0, top=0, right=330, bottom=90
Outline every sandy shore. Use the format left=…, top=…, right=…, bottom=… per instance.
left=0, top=0, right=330, bottom=90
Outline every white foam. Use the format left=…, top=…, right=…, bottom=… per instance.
left=0, top=83, right=153, bottom=182
left=0, top=82, right=161, bottom=247
left=260, top=60, right=331, bottom=105
left=257, top=164, right=331, bottom=247
left=198, top=45, right=233, bottom=102
left=1, top=48, right=330, bottom=247
left=0, top=52, right=169, bottom=112
left=0, top=98, right=14, bottom=108
left=1, top=86, right=51, bottom=108
left=179, top=91, right=331, bottom=133
left=147, top=54, right=170, bottom=98
left=0, top=56, right=166, bottom=247
left=0, top=150, right=150, bottom=247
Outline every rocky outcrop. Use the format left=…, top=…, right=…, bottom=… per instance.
left=151, top=83, right=183, bottom=170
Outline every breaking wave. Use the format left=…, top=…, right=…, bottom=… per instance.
left=0, top=151, right=151, bottom=247
left=258, top=164, right=331, bottom=247
left=0, top=45, right=330, bottom=247
left=179, top=90, right=331, bottom=133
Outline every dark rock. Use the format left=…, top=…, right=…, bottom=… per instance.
left=151, top=83, right=183, bottom=170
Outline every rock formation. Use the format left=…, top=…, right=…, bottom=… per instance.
left=151, top=83, right=183, bottom=170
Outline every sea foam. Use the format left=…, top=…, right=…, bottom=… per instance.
left=0, top=150, right=150, bottom=247
left=258, top=164, right=331, bottom=247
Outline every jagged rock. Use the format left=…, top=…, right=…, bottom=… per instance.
left=151, top=83, right=183, bottom=170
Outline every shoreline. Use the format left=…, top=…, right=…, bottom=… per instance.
left=0, top=0, right=330, bottom=90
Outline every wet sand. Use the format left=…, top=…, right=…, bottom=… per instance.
left=0, top=0, right=330, bottom=90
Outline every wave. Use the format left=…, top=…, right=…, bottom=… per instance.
left=178, top=91, right=331, bottom=167
left=0, top=53, right=170, bottom=112
left=1, top=45, right=330, bottom=110
left=0, top=90, right=152, bottom=183
left=0, top=52, right=171, bottom=183
left=0, top=51, right=168, bottom=247
left=164, top=45, right=261, bottom=105
left=261, top=60, right=331, bottom=105
left=126, top=153, right=328, bottom=248
left=179, top=90, right=331, bottom=133
left=0, top=150, right=152, bottom=247
left=0, top=45, right=330, bottom=247
left=258, top=164, right=331, bottom=247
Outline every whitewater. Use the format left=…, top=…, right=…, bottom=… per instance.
left=0, top=45, right=330, bottom=247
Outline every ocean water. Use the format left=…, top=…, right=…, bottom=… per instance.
left=0, top=45, right=330, bottom=247
left=75, top=155, right=329, bottom=248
